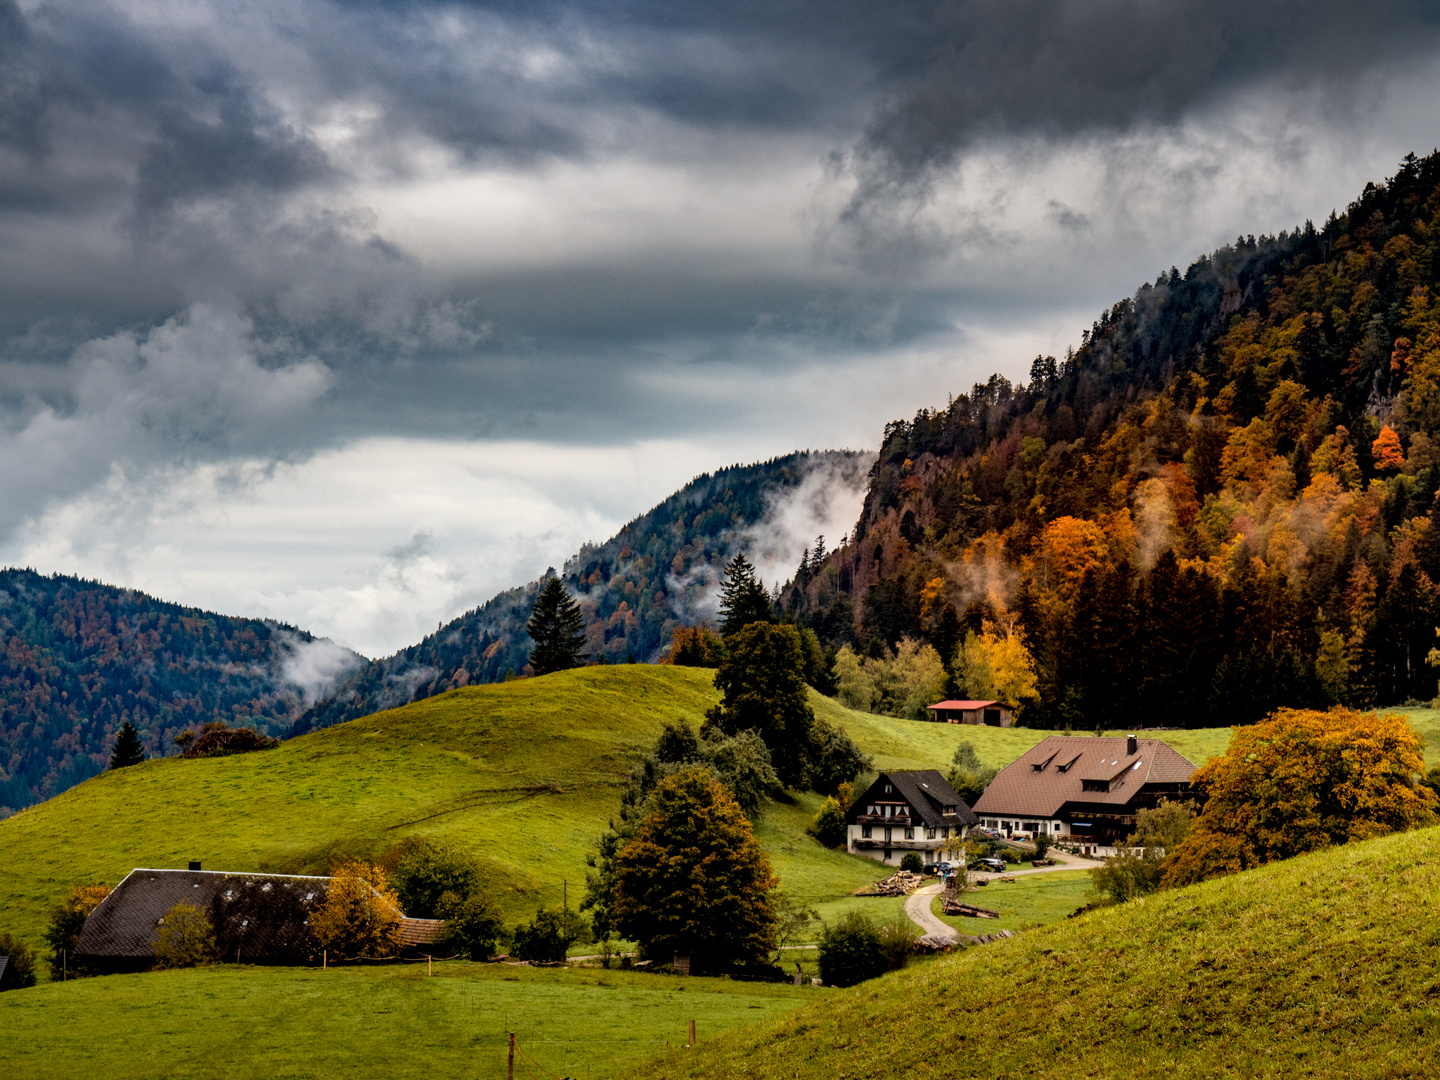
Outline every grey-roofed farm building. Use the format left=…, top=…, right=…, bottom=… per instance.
left=75, top=867, right=448, bottom=973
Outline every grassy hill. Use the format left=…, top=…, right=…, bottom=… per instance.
left=2, top=660, right=1419, bottom=959
left=632, top=823, right=1440, bottom=1080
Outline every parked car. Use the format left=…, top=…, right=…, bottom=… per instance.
left=971, top=827, right=1002, bottom=841
left=969, top=856, right=1006, bottom=873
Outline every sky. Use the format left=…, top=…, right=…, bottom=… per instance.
left=4, top=0, right=1440, bottom=658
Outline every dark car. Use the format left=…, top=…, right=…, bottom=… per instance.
left=971, top=827, right=1002, bottom=841
left=927, top=861, right=953, bottom=876
left=969, top=856, right=1006, bottom=873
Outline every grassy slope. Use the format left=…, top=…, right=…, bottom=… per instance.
left=633, top=824, right=1440, bottom=1080
left=0, top=663, right=1300, bottom=956
left=0, top=962, right=816, bottom=1080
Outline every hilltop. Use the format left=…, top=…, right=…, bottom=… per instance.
left=0, top=569, right=363, bottom=814
left=297, top=450, right=870, bottom=733
left=633, top=822, right=1440, bottom=1080
left=785, top=151, right=1440, bottom=730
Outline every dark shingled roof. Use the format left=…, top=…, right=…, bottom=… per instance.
left=847, top=770, right=978, bottom=828
left=77, top=869, right=333, bottom=963
left=77, top=868, right=449, bottom=965
left=0, top=958, right=9, bottom=987
left=972, top=736, right=1197, bottom=819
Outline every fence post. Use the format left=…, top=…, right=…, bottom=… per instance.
left=508, top=1033, right=515, bottom=1080
left=689, top=1020, right=696, bottom=1046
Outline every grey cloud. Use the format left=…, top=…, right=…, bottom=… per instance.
left=845, top=0, right=1440, bottom=211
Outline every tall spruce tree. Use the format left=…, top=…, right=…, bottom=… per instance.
left=717, top=553, right=772, bottom=636
left=527, top=576, right=587, bottom=675
left=108, top=722, right=146, bottom=770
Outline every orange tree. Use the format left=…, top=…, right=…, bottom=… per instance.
left=613, top=767, right=778, bottom=973
left=1162, top=707, right=1438, bottom=887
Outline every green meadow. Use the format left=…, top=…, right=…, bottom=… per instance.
left=0, top=961, right=816, bottom=1080
left=634, top=823, right=1440, bottom=1080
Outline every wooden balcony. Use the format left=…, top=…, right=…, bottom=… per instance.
left=855, top=814, right=911, bottom=826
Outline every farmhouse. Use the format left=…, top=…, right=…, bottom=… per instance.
left=75, top=866, right=446, bottom=972
left=926, top=699, right=1016, bottom=726
left=971, top=735, right=1197, bottom=854
left=845, top=770, right=977, bottom=866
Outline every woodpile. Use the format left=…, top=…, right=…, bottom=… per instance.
left=942, top=896, right=999, bottom=919
left=855, top=871, right=927, bottom=896
left=912, top=934, right=956, bottom=953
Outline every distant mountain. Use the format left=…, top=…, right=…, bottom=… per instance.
left=0, top=569, right=363, bottom=814
left=785, top=151, right=1440, bottom=728
left=294, top=450, right=871, bottom=733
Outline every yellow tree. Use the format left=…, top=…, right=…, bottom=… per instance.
left=1161, top=708, right=1437, bottom=888
left=310, top=862, right=404, bottom=961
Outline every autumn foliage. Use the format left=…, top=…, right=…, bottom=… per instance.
left=1161, top=708, right=1438, bottom=888
left=309, top=862, right=403, bottom=961
left=613, top=767, right=778, bottom=973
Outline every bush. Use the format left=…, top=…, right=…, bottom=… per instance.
left=437, top=890, right=506, bottom=960
left=153, top=903, right=216, bottom=969
left=0, top=930, right=38, bottom=988
left=174, top=721, right=278, bottom=758
left=1000, top=848, right=1020, bottom=864
left=817, top=911, right=888, bottom=987
left=808, top=796, right=847, bottom=848
left=384, top=838, right=481, bottom=919
left=511, top=907, right=590, bottom=963
left=1033, top=833, right=1051, bottom=860
left=899, top=852, right=924, bottom=873
left=807, top=720, right=870, bottom=795
left=878, top=912, right=916, bottom=971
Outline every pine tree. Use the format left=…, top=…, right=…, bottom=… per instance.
left=718, top=553, right=773, bottom=635
left=526, top=577, right=587, bottom=676
left=109, top=722, right=146, bottom=770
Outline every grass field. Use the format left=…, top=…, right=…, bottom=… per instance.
left=0, top=960, right=817, bottom=1080
left=931, top=870, right=1095, bottom=934
left=633, top=822, right=1440, bottom=1080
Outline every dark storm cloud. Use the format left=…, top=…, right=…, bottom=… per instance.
left=845, top=0, right=1440, bottom=209
left=0, top=0, right=1437, bottom=527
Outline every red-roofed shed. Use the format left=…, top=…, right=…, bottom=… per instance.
left=926, top=700, right=1016, bottom=727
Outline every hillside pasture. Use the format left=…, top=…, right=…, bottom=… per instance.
left=0, top=961, right=815, bottom=1080
left=631, top=823, right=1440, bottom=1080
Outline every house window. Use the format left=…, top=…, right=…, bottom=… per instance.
left=904, top=828, right=914, bottom=839
left=926, top=828, right=937, bottom=839
left=1082, top=779, right=1109, bottom=792
left=862, top=825, right=872, bottom=838
left=942, top=826, right=950, bottom=838
left=884, top=784, right=893, bottom=793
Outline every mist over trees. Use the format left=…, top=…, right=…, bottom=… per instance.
left=781, top=152, right=1440, bottom=727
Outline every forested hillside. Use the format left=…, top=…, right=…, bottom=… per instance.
left=785, top=152, right=1440, bottom=728
left=296, top=452, right=869, bottom=733
left=0, top=570, right=362, bottom=814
